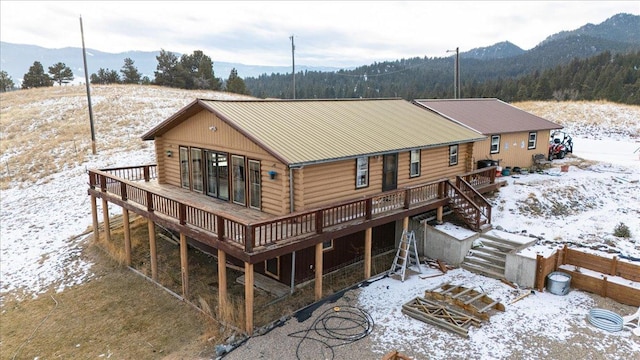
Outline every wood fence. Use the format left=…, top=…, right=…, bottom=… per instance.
left=535, top=244, right=640, bottom=306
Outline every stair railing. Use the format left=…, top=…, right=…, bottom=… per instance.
left=455, top=176, right=492, bottom=225
left=445, top=180, right=490, bottom=231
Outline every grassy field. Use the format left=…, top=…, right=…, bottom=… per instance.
left=1, top=241, right=221, bottom=360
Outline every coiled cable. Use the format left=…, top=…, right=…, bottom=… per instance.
left=288, top=305, right=374, bottom=360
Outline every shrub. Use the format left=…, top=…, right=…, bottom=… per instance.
left=613, top=222, right=631, bottom=238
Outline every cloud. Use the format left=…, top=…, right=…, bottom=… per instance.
left=1, top=1, right=638, bottom=67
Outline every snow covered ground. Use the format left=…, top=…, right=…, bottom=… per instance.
left=1, top=90, right=639, bottom=357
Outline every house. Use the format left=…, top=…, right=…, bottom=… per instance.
left=87, top=98, right=503, bottom=334
left=413, top=98, right=563, bottom=171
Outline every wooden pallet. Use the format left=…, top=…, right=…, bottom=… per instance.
left=424, top=283, right=504, bottom=321
left=402, top=297, right=483, bottom=338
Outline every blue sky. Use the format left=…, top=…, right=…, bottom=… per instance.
left=1, top=1, right=638, bottom=67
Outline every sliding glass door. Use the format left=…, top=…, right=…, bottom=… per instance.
left=205, top=151, right=229, bottom=201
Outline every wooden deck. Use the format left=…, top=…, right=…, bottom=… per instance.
left=88, top=165, right=500, bottom=264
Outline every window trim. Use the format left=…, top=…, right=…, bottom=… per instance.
left=528, top=132, right=537, bottom=149
left=322, top=239, right=334, bottom=252
left=179, top=146, right=190, bottom=189
left=265, top=257, right=280, bottom=280
left=409, top=149, right=420, bottom=177
left=248, top=159, right=261, bottom=210
left=449, top=144, right=459, bottom=166
left=490, top=135, right=501, bottom=154
left=355, top=156, right=369, bottom=189
left=231, top=155, right=246, bottom=206
left=190, top=148, right=204, bottom=193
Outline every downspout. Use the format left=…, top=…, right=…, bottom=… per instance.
left=289, top=167, right=295, bottom=213
left=289, top=166, right=296, bottom=294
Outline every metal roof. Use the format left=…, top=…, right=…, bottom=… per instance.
left=143, top=98, right=485, bottom=166
left=413, top=98, right=563, bottom=135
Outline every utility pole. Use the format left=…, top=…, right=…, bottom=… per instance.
left=290, top=35, right=295, bottom=99
left=80, top=15, right=96, bottom=154
left=446, top=47, right=460, bottom=99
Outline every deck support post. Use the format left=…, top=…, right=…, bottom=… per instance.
left=403, top=217, right=409, bottom=231
left=436, top=206, right=443, bottom=224
left=290, top=251, right=296, bottom=294
left=244, top=262, right=254, bottom=335
left=148, top=219, right=157, bottom=281
left=364, top=228, right=372, bottom=279
left=218, top=249, right=227, bottom=311
left=90, top=194, right=99, bottom=241
left=315, top=242, right=323, bottom=301
left=123, top=208, right=132, bottom=266
left=180, top=233, right=189, bottom=298
left=101, top=198, right=111, bottom=242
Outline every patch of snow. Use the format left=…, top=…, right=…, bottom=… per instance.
left=433, top=222, right=476, bottom=240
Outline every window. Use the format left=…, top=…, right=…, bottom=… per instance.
left=490, top=135, right=500, bottom=154
left=449, top=145, right=459, bottom=166
left=410, top=149, right=420, bottom=177
left=322, top=240, right=334, bottom=251
left=355, top=157, right=369, bottom=188
left=217, top=154, right=229, bottom=200
left=528, top=132, right=537, bottom=149
left=265, top=257, right=279, bottom=279
left=205, top=151, right=229, bottom=200
left=248, top=160, right=261, bottom=209
left=191, top=148, right=203, bottom=193
left=232, top=155, right=246, bottom=205
left=179, top=146, right=190, bottom=189
left=205, top=151, right=218, bottom=197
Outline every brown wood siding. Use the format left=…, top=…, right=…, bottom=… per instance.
left=413, top=144, right=472, bottom=183
left=472, top=131, right=552, bottom=169
left=154, top=110, right=288, bottom=215
left=297, top=144, right=472, bottom=210
left=291, top=168, right=304, bottom=212
left=298, top=157, right=384, bottom=209
left=154, top=136, right=166, bottom=183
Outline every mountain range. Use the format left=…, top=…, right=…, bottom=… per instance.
left=1, top=13, right=638, bottom=86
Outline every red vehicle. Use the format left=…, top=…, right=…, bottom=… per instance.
left=548, top=131, right=573, bottom=160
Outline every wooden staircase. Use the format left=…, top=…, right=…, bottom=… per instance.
left=460, top=233, right=522, bottom=280
left=446, top=178, right=492, bottom=232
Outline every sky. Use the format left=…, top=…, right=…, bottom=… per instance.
left=1, top=1, right=639, bottom=68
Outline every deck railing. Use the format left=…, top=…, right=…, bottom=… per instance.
left=89, top=166, right=246, bottom=248
left=459, top=166, right=496, bottom=189
left=89, top=165, right=496, bottom=253
left=249, top=181, right=444, bottom=249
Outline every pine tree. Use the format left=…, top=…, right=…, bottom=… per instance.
left=48, top=62, right=74, bottom=86
left=179, top=50, right=221, bottom=90
left=120, top=57, right=141, bottom=84
left=225, top=68, right=249, bottom=95
left=0, top=71, right=15, bottom=92
left=22, top=61, right=53, bottom=89
left=154, top=49, right=181, bottom=87
left=90, top=68, right=120, bottom=84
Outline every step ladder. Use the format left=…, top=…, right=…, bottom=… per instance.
left=389, top=230, right=422, bottom=281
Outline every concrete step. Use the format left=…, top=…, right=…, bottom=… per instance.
left=460, top=262, right=505, bottom=280
left=467, top=249, right=506, bottom=266
left=481, top=233, right=530, bottom=248
left=475, top=237, right=517, bottom=253
left=463, top=256, right=506, bottom=274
